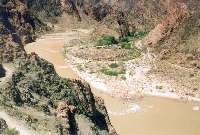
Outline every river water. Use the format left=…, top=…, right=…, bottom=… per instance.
left=25, top=31, right=200, bottom=135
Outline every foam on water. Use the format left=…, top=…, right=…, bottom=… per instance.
left=108, top=103, right=141, bottom=116
left=129, top=103, right=141, bottom=112
left=46, top=49, right=60, bottom=53
left=59, top=65, right=69, bottom=69
left=192, top=106, right=200, bottom=111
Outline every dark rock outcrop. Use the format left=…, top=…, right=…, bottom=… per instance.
left=116, top=10, right=130, bottom=37
left=0, top=54, right=117, bottom=135
left=25, top=0, right=81, bottom=22
left=25, top=0, right=63, bottom=22
left=56, top=101, right=76, bottom=134
left=0, top=64, right=5, bottom=78
left=0, top=0, right=49, bottom=62
left=0, top=118, right=8, bottom=133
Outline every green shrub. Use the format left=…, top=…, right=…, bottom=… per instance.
left=96, top=30, right=148, bottom=50
left=96, top=35, right=118, bottom=46
left=128, top=31, right=135, bottom=37
left=109, top=63, right=119, bottom=68
left=101, top=68, right=125, bottom=76
left=133, top=31, right=148, bottom=38
left=119, top=37, right=130, bottom=43
left=121, top=42, right=132, bottom=49
left=127, top=30, right=148, bottom=39
left=3, top=128, right=20, bottom=135
left=118, top=30, right=148, bottom=50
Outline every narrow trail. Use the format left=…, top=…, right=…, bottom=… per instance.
left=0, top=64, right=14, bottom=85
left=0, top=64, right=41, bottom=135
left=0, top=111, right=39, bottom=135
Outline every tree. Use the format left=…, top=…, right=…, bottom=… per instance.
left=116, top=10, right=130, bottom=38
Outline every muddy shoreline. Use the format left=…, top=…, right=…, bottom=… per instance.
left=62, top=29, right=200, bottom=103
left=67, top=58, right=200, bottom=102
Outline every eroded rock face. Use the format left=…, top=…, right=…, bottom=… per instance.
left=0, top=0, right=48, bottom=62
left=56, top=101, right=71, bottom=134
left=143, top=0, right=200, bottom=68
left=56, top=101, right=77, bottom=134
left=0, top=54, right=117, bottom=135
left=0, top=118, right=8, bottom=133
left=144, top=0, right=189, bottom=45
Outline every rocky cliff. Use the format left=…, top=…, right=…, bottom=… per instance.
left=80, top=0, right=200, bottom=68
left=0, top=0, right=49, bottom=63
left=144, top=0, right=200, bottom=68
left=0, top=54, right=116, bottom=135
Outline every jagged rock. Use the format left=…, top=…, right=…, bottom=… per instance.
left=116, top=10, right=130, bottom=38
left=0, top=55, right=117, bottom=135
left=144, top=0, right=189, bottom=45
left=0, top=118, right=8, bottom=133
left=56, top=101, right=71, bottom=118
left=56, top=101, right=71, bottom=134
left=147, top=0, right=200, bottom=68
left=0, top=0, right=48, bottom=62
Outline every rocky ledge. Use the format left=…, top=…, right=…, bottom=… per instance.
left=0, top=53, right=117, bottom=135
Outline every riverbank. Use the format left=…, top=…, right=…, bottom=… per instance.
left=67, top=57, right=200, bottom=102
left=25, top=29, right=200, bottom=102
left=0, top=111, right=39, bottom=135
left=62, top=29, right=200, bottom=102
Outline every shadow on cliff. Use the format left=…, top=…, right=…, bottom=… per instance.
left=0, top=65, right=6, bottom=78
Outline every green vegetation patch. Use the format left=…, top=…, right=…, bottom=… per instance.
left=128, top=30, right=148, bottom=39
left=119, top=36, right=130, bottom=43
left=100, top=68, right=125, bottom=76
left=109, top=63, right=119, bottom=68
left=96, top=30, right=148, bottom=51
left=96, top=35, right=118, bottom=46
left=120, top=42, right=132, bottom=49
left=133, top=31, right=148, bottom=38
left=3, top=128, right=20, bottom=135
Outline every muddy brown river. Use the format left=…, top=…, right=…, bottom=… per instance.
left=25, top=31, right=200, bottom=135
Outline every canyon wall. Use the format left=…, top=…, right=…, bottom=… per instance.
left=0, top=0, right=117, bottom=134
